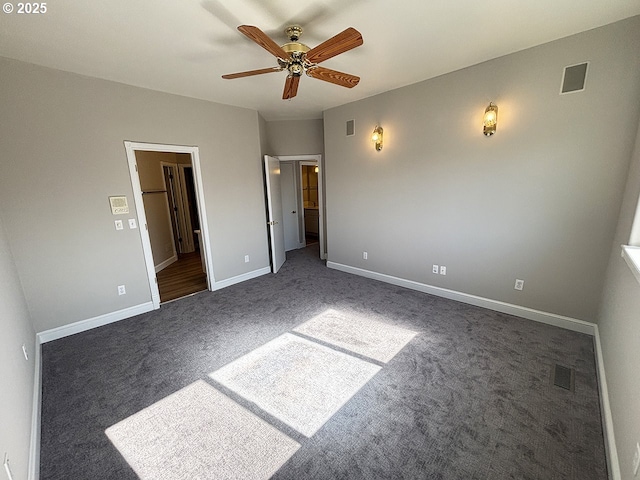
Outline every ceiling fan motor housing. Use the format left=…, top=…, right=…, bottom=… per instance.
left=280, top=40, right=311, bottom=77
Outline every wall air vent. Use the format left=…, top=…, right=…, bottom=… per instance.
left=346, top=119, right=355, bottom=137
left=560, top=62, right=588, bottom=94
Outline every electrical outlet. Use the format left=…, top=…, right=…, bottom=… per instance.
left=244, top=255, right=250, bottom=263
left=514, top=279, right=524, bottom=291
left=114, top=220, right=124, bottom=231
left=632, top=442, right=640, bottom=476
left=21, top=344, right=28, bottom=361
left=3, top=453, right=14, bottom=480
left=440, top=266, right=447, bottom=275
left=432, top=265, right=439, bottom=274
left=128, top=218, right=137, bottom=229
left=117, top=285, right=126, bottom=296
left=363, top=252, right=368, bottom=260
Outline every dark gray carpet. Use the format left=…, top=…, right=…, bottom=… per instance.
left=40, top=245, right=607, bottom=479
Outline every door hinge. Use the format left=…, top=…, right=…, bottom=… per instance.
left=135, top=164, right=138, bottom=172
left=267, top=221, right=279, bottom=226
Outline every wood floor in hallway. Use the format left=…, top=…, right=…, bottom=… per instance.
left=157, top=251, right=208, bottom=303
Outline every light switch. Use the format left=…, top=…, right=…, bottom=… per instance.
left=114, top=220, right=124, bottom=230
left=128, top=218, right=137, bottom=229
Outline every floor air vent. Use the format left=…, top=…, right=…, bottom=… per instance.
left=552, top=364, right=575, bottom=391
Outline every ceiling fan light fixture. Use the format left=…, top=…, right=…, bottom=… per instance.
left=289, top=63, right=303, bottom=76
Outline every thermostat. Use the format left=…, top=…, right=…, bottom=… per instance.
left=109, top=196, right=129, bottom=215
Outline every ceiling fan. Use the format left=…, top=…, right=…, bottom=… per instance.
left=222, top=25, right=363, bottom=100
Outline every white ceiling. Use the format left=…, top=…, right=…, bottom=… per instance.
left=1, top=1, right=639, bottom=120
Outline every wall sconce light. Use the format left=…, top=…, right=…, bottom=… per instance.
left=314, top=165, right=319, bottom=173
left=372, top=125, right=383, bottom=151
left=483, top=103, right=498, bottom=136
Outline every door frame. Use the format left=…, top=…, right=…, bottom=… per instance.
left=161, top=161, right=196, bottom=254
left=177, top=164, right=196, bottom=253
left=160, top=162, right=182, bottom=259
left=124, top=141, right=214, bottom=309
left=280, top=161, right=305, bottom=251
left=277, top=154, right=325, bottom=260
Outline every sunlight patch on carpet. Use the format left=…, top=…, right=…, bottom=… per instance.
left=209, top=333, right=381, bottom=437
left=293, top=309, right=417, bottom=363
left=105, top=380, right=300, bottom=480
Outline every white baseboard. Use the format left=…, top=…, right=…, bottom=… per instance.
left=37, top=302, right=155, bottom=344
left=35, top=267, right=272, bottom=344
left=212, top=266, right=271, bottom=291
left=326, top=262, right=596, bottom=335
left=593, top=325, right=621, bottom=480
left=155, top=255, right=178, bottom=273
left=28, top=337, right=42, bottom=480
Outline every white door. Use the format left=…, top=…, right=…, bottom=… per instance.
left=264, top=155, right=286, bottom=273
left=280, top=162, right=302, bottom=251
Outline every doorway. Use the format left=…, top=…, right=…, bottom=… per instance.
left=301, top=163, right=320, bottom=246
left=161, top=162, right=199, bottom=256
left=276, top=154, right=325, bottom=260
left=124, top=142, right=214, bottom=308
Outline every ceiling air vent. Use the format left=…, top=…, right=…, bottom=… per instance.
left=346, top=119, right=355, bottom=137
left=560, top=62, right=588, bottom=94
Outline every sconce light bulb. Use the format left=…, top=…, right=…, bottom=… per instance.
left=483, top=103, right=498, bottom=136
left=372, top=125, right=383, bottom=151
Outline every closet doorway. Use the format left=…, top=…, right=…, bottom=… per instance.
left=125, top=142, right=213, bottom=307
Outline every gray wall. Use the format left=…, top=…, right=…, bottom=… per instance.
left=0, top=57, right=270, bottom=333
left=0, top=214, right=36, bottom=480
left=324, top=17, right=640, bottom=322
left=598, top=118, right=640, bottom=479
left=258, top=114, right=269, bottom=159
left=263, top=119, right=324, bottom=157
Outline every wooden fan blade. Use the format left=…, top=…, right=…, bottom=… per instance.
left=222, top=67, right=282, bottom=79
left=283, top=75, right=300, bottom=99
left=306, top=66, right=360, bottom=88
left=305, top=27, right=363, bottom=64
left=237, top=25, right=289, bottom=59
